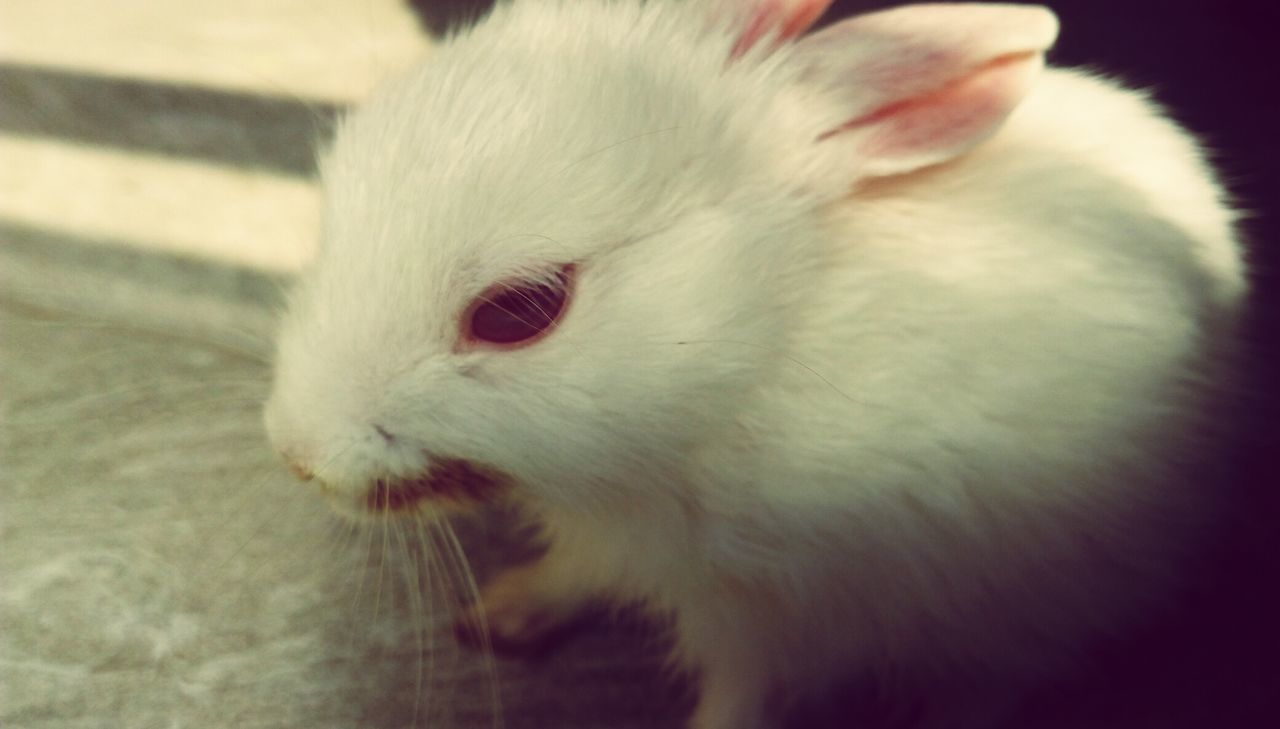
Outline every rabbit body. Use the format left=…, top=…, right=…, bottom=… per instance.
left=265, top=2, right=1246, bottom=727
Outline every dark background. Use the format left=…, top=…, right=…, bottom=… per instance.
left=407, top=1, right=1280, bottom=727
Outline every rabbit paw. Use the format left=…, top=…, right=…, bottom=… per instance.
left=453, top=560, right=597, bottom=657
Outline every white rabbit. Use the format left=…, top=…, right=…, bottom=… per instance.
left=264, top=1, right=1246, bottom=726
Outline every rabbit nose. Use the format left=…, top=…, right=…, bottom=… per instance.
left=280, top=450, right=314, bottom=481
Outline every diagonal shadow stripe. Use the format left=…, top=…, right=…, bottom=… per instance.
left=0, top=218, right=287, bottom=308
left=0, top=63, right=343, bottom=177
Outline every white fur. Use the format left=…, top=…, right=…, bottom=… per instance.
left=264, top=2, right=1246, bottom=726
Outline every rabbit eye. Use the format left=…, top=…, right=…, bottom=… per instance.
left=464, top=264, right=574, bottom=347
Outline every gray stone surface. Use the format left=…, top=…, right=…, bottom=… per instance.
left=0, top=230, right=686, bottom=729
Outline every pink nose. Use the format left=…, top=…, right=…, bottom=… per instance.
left=280, top=451, right=314, bottom=481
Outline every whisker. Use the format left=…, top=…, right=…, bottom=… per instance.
left=433, top=517, right=505, bottom=729
left=200, top=482, right=302, bottom=602
left=4, top=300, right=275, bottom=365
left=353, top=515, right=378, bottom=614
left=191, top=440, right=361, bottom=607
left=9, top=390, right=269, bottom=430
left=393, top=518, right=427, bottom=729
left=373, top=508, right=391, bottom=621
left=10, top=415, right=275, bottom=489
left=413, top=513, right=441, bottom=722
left=11, top=316, right=273, bottom=361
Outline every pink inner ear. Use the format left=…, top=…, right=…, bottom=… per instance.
left=729, top=0, right=832, bottom=58
left=835, top=51, right=1043, bottom=177
left=790, top=4, right=1059, bottom=179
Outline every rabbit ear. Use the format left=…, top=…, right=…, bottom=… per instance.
left=792, top=3, right=1059, bottom=178
left=710, top=0, right=833, bottom=57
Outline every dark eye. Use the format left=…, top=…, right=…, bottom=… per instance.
left=464, top=264, right=574, bottom=347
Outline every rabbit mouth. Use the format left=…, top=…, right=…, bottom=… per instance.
left=364, top=458, right=508, bottom=514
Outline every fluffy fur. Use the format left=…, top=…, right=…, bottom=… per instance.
left=264, top=2, right=1246, bottom=727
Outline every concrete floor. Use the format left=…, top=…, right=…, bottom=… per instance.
left=0, top=233, right=686, bottom=729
